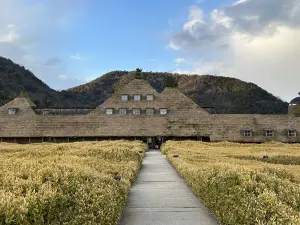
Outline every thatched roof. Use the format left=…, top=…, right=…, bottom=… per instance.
left=99, top=79, right=166, bottom=109
left=2, top=97, right=36, bottom=108
left=161, top=87, right=209, bottom=115
left=0, top=79, right=298, bottom=142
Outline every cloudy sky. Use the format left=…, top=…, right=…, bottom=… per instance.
left=0, top=0, right=299, bottom=101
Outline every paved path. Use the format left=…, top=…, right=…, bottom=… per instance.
left=118, top=149, right=219, bottom=225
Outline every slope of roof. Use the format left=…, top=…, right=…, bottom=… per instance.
left=160, top=87, right=209, bottom=115
left=0, top=97, right=36, bottom=109
left=98, top=79, right=163, bottom=109
left=115, top=79, right=158, bottom=95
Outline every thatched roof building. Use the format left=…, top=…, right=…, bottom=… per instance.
left=0, top=79, right=299, bottom=144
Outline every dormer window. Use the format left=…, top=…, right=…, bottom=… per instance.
left=121, top=95, right=128, bottom=101
left=159, top=108, right=168, bottom=115
left=119, top=108, right=127, bottom=115
left=8, top=108, right=17, bottom=115
left=105, top=108, right=113, bottom=115
left=146, top=108, right=154, bottom=115
left=133, top=108, right=141, bottom=115
left=146, top=95, right=154, bottom=101
left=133, top=95, right=141, bottom=101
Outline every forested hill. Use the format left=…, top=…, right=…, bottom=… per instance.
left=0, top=56, right=289, bottom=114
left=68, top=71, right=288, bottom=114
left=0, top=56, right=82, bottom=107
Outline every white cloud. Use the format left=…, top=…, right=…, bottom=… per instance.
left=168, top=0, right=300, bottom=101
left=0, top=0, right=87, bottom=90
left=174, top=58, right=185, bottom=64
left=58, top=74, right=68, bottom=80
left=174, top=61, right=227, bottom=75
left=167, top=41, right=181, bottom=50
left=0, top=24, right=20, bottom=43
left=70, top=53, right=81, bottom=60
left=233, top=0, right=248, bottom=6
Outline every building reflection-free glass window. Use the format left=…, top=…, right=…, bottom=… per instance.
left=243, top=130, right=252, bottom=137
left=105, top=109, right=113, bottom=115
left=265, top=130, right=274, bottom=137
left=119, top=108, right=127, bottom=115
left=121, top=95, right=128, bottom=101
left=146, top=108, right=154, bottom=115
left=133, top=108, right=141, bottom=115
left=288, top=130, right=297, bottom=137
left=134, top=95, right=141, bottom=101
left=146, top=95, right=154, bottom=101
left=8, top=108, right=16, bottom=115
left=160, top=109, right=167, bottom=115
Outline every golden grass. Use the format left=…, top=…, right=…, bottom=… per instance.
left=0, top=141, right=146, bottom=225
left=162, top=141, right=300, bottom=225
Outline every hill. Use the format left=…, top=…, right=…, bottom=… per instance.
left=0, top=57, right=81, bottom=107
left=69, top=70, right=288, bottom=114
left=0, top=56, right=289, bottom=114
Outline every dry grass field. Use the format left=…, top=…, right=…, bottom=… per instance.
left=162, top=141, right=300, bottom=225
left=0, top=141, right=146, bottom=225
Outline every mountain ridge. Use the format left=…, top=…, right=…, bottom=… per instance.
left=0, top=56, right=289, bottom=114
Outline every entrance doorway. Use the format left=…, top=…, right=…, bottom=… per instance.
left=147, top=137, right=163, bottom=149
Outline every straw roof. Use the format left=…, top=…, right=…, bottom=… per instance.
left=0, top=78, right=299, bottom=142
left=2, top=97, right=36, bottom=109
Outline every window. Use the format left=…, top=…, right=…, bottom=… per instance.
left=133, top=95, right=141, bottom=101
left=133, top=108, right=141, bottom=115
left=265, top=130, right=274, bottom=137
left=288, top=130, right=297, bottom=137
left=105, top=108, right=113, bottom=115
left=120, top=94, right=128, bottom=101
left=8, top=108, right=16, bottom=115
left=119, top=108, right=127, bottom=115
left=243, top=130, right=252, bottom=137
left=146, top=108, right=154, bottom=115
left=159, top=108, right=168, bottom=115
left=146, top=94, right=154, bottom=101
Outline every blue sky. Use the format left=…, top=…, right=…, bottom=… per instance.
left=0, top=0, right=300, bottom=101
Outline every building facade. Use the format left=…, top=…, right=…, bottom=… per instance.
left=0, top=79, right=300, bottom=144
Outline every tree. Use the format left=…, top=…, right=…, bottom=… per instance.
left=164, top=75, right=178, bottom=88
left=19, top=91, right=29, bottom=98
left=135, top=68, right=143, bottom=79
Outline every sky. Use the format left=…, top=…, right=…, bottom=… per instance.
left=0, top=0, right=300, bottom=102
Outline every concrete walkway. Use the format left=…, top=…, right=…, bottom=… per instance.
left=118, top=149, right=219, bottom=225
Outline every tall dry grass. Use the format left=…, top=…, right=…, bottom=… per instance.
left=0, top=141, right=146, bottom=225
left=162, top=141, right=300, bottom=225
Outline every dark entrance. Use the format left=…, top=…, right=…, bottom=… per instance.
left=147, top=137, right=163, bottom=149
